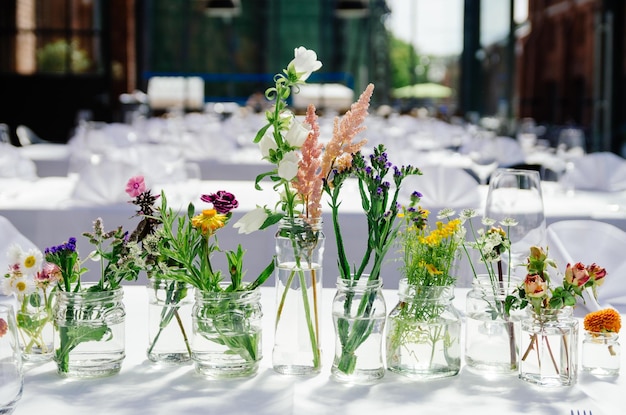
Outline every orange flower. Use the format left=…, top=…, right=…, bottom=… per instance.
left=191, top=209, right=227, bottom=236
left=584, top=308, right=622, bottom=333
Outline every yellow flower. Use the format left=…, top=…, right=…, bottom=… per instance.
left=192, top=209, right=227, bottom=236
left=425, top=263, right=442, bottom=275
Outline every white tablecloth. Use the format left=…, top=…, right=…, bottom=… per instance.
left=8, top=286, right=625, bottom=415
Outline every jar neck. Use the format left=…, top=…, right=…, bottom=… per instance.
left=56, top=286, right=124, bottom=303
left=336, top=275, right=382, bottom=291
left=398, top=279, right=454, bottom=302
left=528, top=306, right=573, bottom=321
left=194, top=287, right=260, bottom=303
left=279, top=217, right=323, bottom=231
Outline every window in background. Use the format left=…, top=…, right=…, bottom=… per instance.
left=12, top=0, right=103, bottom=75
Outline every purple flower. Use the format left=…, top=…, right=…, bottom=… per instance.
left=201, top=191, right=239, bottom=214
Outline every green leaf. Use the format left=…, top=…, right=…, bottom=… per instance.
left=253, top=123, right=271, bottom=143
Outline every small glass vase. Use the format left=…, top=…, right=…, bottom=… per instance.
left=54, top=286, right=126, bottom=378
left=386, top=282, right=461, bottom=379
left=519, top=307, right=579, bottom=387
left=273, top=217, right=324, bottom=375
left=191, top=287, right=263, bottom=378
left=465, top=275, right=523, bottom=375
left=582, top=331, right=620, bottom=376
left=0, top=304, right=23, bottom=415
left=331, top=276, right=386, bottom=383
left=16, top=287, right=55, bottom=363
left=146, top=277, right=193, bottom=364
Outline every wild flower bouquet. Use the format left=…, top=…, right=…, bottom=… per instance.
left=320, top=84, right=422, bottom=376
left=233, top=46, right=326, bottom=373
left=152, top=188, right=274, bottom=374
left=505, top=246, right=606, bottom=385
left=2, top=244, right=59, bottom=360
left=386, top=203, right=465, bottom=378
left=46, top=217, right=143, bottom=375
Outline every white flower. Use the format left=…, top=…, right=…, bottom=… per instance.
left=278, top=151, right=300, bottom=180
left=259, top=128, right=278, bottom=159
left=233, top=207, right=269, bottom=234
left=2, top=274, right=35, bottom=300
left=19, top=248, right=43, bottom=277
left=284, top=118, right=310, bottom=148
left=288, top=47, right=322, bottom=82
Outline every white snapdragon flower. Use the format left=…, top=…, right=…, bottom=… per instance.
left=259, top=127, right=278, bottom=159
left=284, top=118, right=310, bottom=148
left=278, top=151, right=300, bottom=180
left=233, top=207, right=269, bottom=235
left=288, top=47, right=322, bottom=82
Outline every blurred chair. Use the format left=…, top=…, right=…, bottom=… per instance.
left=16, top=125, right=53, bottom=146
left=563, top=152, right=626, bottom=192
left=399, top=165, right=481, bottom=212
left=0, top=123, right=11, bottom=144
left=547, top=220, right=626, bottom=314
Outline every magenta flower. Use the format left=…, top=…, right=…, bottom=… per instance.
left=201, top=191, right=239, bottom=214
left=125, top=176, right=146, bottom=198
left=0, top=318, right=7, bottom=338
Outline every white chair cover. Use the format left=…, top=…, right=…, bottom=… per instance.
left=547, top=220, right=626, bottom=313
left=566, top=152, right=626, bottom=192
left=399, top=165, right=481, bottom=212
left=0, top=143, right=37, bottom=179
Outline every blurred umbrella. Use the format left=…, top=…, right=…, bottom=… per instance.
left=392, top=82, right=453, bottom=99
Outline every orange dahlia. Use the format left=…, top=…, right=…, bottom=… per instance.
left=583, top=308, right=622, bottom=333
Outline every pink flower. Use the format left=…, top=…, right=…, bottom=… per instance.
left=201, top=191, right=239, bottom=214
left=35, top=262, right=62, bottom=287
left=125, top=176, right=146, bottom=198
left=587, top=263, right=607, bottom=286
left=524, top=273, right=547, bottom=298
left=565, top=262, right=590, bottom=287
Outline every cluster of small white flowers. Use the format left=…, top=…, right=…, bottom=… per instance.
left=2, top=244, right=42, bottom=299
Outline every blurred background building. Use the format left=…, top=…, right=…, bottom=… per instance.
left=0, top=0, right=624, bottom=154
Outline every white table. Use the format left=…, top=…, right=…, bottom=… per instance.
left=9, top=286, right=625, bottom=415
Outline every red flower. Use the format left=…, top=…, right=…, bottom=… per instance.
left=201, top=191, right=239, bottom=214
left=587, top=263, right=607, bottom=286
left=565, top=262, right=590, bottom=287
left=0, top=318, right=7, bottom=338
left=524, top=273, right=547, bottom=298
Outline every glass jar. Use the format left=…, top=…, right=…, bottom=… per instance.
left=582, top=331, right=620, bottom=376
left=54, top=286, right=126, bottom=378
left=465, top=275, right=523, bottom=374
left=0, top=304, right=23, bottom=414
left=16, top=286, right=55, bottom=363
left=191, top=287, right=263, bottom=378
left=331, top=276, right=386, bottom=383
left=519, top=307, right=579, bottom=386
left=273, top=217, right=324, bottom=375
left=386, top=281, right=461, bottom=379
left=146, top=277, right=193, bottom=364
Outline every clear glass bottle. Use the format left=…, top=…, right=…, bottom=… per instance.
left=465, top=275, right=523, bottom=374
left=146, top=277, right=193, bottom=364
left=0, top=304, right=23, bottom=414
left=582, top=331, right=620, bottom=376
left=273, top=217, right=324, bottom=375
left=519, top=307, right=579, bottom=386
left=54, top=286, right=126, bottom=378
left=191, top=287, right=263, bottom=378
left=386, top=281, right=461, bottom=379
left=331, top=276, right=386, bottom=383
left=16, top=286, right=55, bottom=363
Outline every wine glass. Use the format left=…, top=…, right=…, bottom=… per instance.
left=484, top=169, right=546, bottom=275
left=0, top=304, right=23, bottom=414
left=556, top=128, right=586, bottom=194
